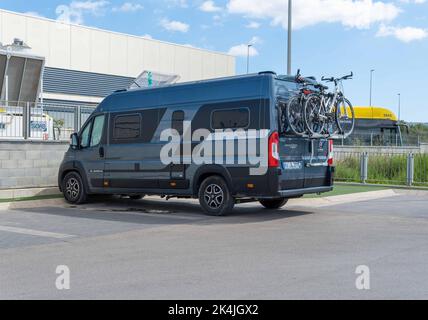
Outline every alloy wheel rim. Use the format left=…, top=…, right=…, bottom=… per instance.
left=66, top=177, right=80, bottom=200
left=204, top=184, right=224, bottom=209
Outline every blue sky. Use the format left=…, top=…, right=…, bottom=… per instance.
left=1, top=0, right=428, bottom=122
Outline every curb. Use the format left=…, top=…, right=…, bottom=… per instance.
left=335, top=181, right=428, bottom=191
left=0, top=186, right=60, bottom=200
left=288, top=189, right=399, bottom=208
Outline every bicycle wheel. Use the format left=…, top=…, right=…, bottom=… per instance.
left=335, top=97, right=355, bottom=137
left=286, top=96, right=306, bottom=135
left=304, top=94, right=326, bottom=135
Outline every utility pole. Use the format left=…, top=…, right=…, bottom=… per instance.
left=398, top=93, right=401, bottom=122
left=287, top=0, right=292, bottom=75
left=247, top=44, right=252, bottom=74
left=369, top=69, right=375, bottom=106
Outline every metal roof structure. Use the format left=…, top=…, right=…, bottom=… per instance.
left=0, top=39, right=45, bottom=103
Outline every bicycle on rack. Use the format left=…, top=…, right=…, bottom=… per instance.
left=303, top=72, right=355, bottom=137
left=284, top=69, right=316, bottom=136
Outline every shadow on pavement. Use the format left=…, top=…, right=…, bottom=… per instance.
left=11, top=196, right=315, bottom=226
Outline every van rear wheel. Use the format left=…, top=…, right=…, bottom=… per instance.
left=259, top=198, right=288, bottom=209
left=198, top=176, right=234, bottom=216
left=62, top=172, right=88, bottom=204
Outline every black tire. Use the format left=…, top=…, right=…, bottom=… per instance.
left=259, top=198, right=288, bottom=209
left=304, top=94, right=326, bottom=135
left=62, top=171, right=88, bottom=204
left=335, top=97, right=355, bottom=137
left=198, top=176, right=234, bottom=216
left=286, top=96, right=306, bottom=136
left=129, top=195, right=145, bottom=200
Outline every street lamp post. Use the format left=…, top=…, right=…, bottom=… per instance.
left=246, top=44, right=252, bottom=74
left=398, top=93, right=401, bottom=122
left=369, top=69, right=375, bottom=106
left=287, top=0, right=292, bottom=75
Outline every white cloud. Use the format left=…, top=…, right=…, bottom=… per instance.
left=56, top=0, right=109, bottom=24
left=246, top=21, right=261, bottom=29
left=228, top=44, right=259, bottom=57
left=227, top=0, right=400, bottom=30
left=160, top=18, right=190, bottom=32
left=249, top=36, right=262, bottom=45
left=166, top=0, right=188, bottom=8
left=228, top=37, right=261, bottom=57
left=141, top=34, right=153, bottom=39
left=399, top=0, right=426, bottom=4
left=377, top=24, right=428, bottom=42
left=199, top=1, right=222, bottom=12
left=113, top=2, right=144, bottom=12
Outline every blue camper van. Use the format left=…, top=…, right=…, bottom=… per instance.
left=58, top=72, right=334, bottom=215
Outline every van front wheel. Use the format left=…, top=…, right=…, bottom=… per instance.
left=259, top=198, right=288, bottom=209
left=62, top=172, right=88, bottom=204
left=198, top=176, right=234, bottom=216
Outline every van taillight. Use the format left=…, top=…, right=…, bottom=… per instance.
left=268, top=131, right=280, bottom=168
left=328, top=139, right=334, bottom=166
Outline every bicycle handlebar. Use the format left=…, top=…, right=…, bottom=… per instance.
left=322, top=72, right=353, bottom=83
left=321, top=76, right=334, bottom=82
left=341, top=72, right=353, bottom=80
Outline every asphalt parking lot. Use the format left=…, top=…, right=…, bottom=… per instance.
left=1, top=189, right=428, bottom=299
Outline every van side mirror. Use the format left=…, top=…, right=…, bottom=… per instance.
left=70, top=133, right=79, bottom=149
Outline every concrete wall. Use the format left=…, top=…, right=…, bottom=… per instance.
left=0, top=140, right=68, bottom=189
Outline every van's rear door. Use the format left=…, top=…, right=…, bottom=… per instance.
left=278, top=136, right=330, bottom=191
left=278, top=136, right=305, bottom=190
left=302, top=138, right=330, bottom=188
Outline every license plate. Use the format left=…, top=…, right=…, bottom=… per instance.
left=282, top=161, right=303, bottom=170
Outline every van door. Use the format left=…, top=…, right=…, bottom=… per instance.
left=278, top=136, right=305, bottom=190
left=104, top=109, right=169, bottom=190
left=170, top=110, right=186, bottom=180
left=77, top=114, right=106, bottom=190
left=303, top=138, right=330, bottom=188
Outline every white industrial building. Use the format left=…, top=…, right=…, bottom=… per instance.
left=0, top=9, right=236, bottom=106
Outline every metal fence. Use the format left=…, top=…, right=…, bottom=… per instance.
left=0, top=100, right=96, bottom=141
left=335, top=151, right=428, bottom=186
left=336, top=132, right=423, bottom=147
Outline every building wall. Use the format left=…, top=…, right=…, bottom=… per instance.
left=0, top=9, right=235, bottom=83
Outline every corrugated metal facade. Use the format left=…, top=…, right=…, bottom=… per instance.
left=43, top=67, right=134, bottom=97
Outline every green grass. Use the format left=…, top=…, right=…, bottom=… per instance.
left=0, top=194, right=62, bottom=203
left=304, top=184, right=387, bottom=198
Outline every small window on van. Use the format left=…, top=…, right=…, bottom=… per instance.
left=171, top=110, right=184, bottom=135
left=80, top=121, right=92, bottom=148
left=113, top=114, right=141, bottom=140
left=211, top=108, right=249, bottom=129
left=90, top=114, right=105, bottom=147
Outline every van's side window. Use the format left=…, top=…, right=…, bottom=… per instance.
left=113, top=114, right=141, bottom=140
left=171, top=110, right=184, bottom=135
left=80, top=121, right=92, bottom=148
left=90, top=115, right=105, bottom=147
left=211, top=108, right=249, bottom=129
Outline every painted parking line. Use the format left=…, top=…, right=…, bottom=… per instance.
left=0, top=225, right=75, bottom=239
